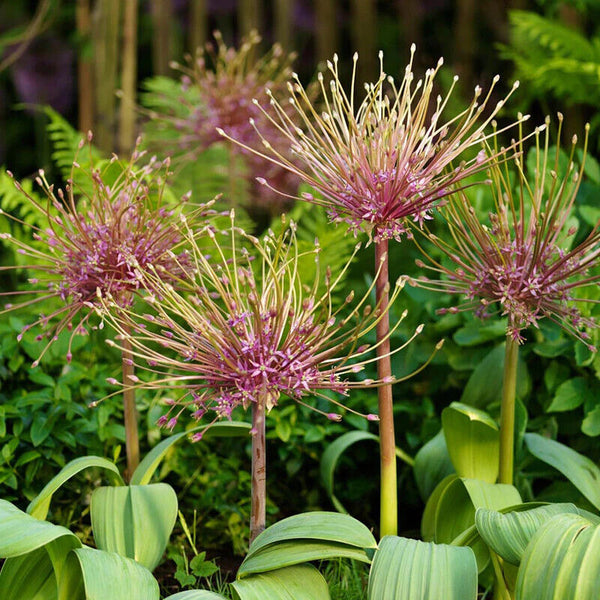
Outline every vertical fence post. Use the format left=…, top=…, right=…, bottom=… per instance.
left=274, top=0, right=293, bottom=50
left=190, top=0, right=208, bottom=55
left=350, top=0, right=376, bottom=86
left=76, top=0, right=94, bottom=134
left=151, top=0, right=173, bottom=76
left=315, top=0, right=338, bottom=64
left=118, top=0, right=138, bottom=154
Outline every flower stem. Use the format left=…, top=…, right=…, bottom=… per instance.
left=375, top=238, right=397, bottom=537
left=122, top=328, right=140, bottom=480
left=250, top=394, right=267, bottom=544
left=499, top=336, right=519, bottom=485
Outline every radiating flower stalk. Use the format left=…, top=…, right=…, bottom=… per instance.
left=220, top=46, right=523, bottom=535
left=144, top=30, right=301, bottom=219
left=411, top=114, right=600, bottom=484
left=100, top=212, right=438, bottom=542
left=0, top=137, right=206, bottom=478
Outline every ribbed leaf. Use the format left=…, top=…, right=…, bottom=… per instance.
left=442, top=403, right=499, bottom=482
left=163, top=592, right=228, bottom=600
left=91, top=483, right=177, bottom=571
left=413, top=430, right=455, bottom=502
left=524, top=433, right=600, bottom=510
left=27, top=456, right=124, bottom=520
left=131, top=422, right=251, bottom=485
left=239, top=540, right=371, bottom=577
left=367, top=536, right=478, bottom=600
left=0, top=500, right=81, bottom=598
left=475, top=503, right=588, bottom=565
left=231, top=564, right=330, bottom=600
left=58, top=547, right=159, bottom=600
left=246, top=512, right=377, bottom=560
left=0, top=549, right=57, bottom=600
left=516, top=514, right=600, bottom=600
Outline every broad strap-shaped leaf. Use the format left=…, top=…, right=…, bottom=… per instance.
left=27, top=456, right=124, bottom=520
left=0, top=499, right=80, bottom=558
left=524, top=433, right=600, bottom=510
left=58, top=547, right=159, bottom=600
left=131, top=421, right=251, bottom=485
left=163, top=592, right=229, bottom=599
left=0, top=549, right=58, bottom=600
left=246, top=512, right=377, bottom=558
left=367, top=536, right=478, bottom=600
left=0, top=500, right=81, bottom=598
left=91, top=483, right=177, bottom=571
left=320, top=431, right=413, bottom=514
left=238, top=540, right=371, bottom=577
left=475, top=503, right=595, bottom=565
left=442, top=402, right=499, bottom=483
left=413, top=429, right=455, bottom=502
left=231, top=564, right=330, bottom=600
left=516, top=513, right=600, bottom=600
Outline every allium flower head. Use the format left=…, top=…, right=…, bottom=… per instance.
left=412, top=115, right=600, bottom=348
left=144, top=30, right=300, bottom=213
left=102, top=213, right=432, bottom=438
left=0, top=137, right=204, bottom=366
left=220, top=46, right=523, bottom=242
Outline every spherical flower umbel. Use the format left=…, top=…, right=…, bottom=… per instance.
left=144, top=30, right=301, bottom=214
left=102, top=213, right=435, bottom=438
left=219, top=45, right=525, bottom=242
left=0, top=137, right=204, bottom=366
left=412, top=115, right=600, bottom=348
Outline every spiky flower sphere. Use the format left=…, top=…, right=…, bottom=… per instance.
left=220, top=45, right=524, bottom=242
left=0, top=137, right=207, bottom=366
left=412, top=115, right=600, bottom=348
left=144, top=30, right=300, bottom=214
left=102, top=213, right=433, bottom=439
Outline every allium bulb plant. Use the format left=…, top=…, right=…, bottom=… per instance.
left=101, top=212, right=438, bottom=542
left=143, top=30, right=300, bottom=219
left=411, top=115, right=600, bottom=484
left=219, top=45, right=523, bottom=536
left=0, top=137, right=206, bottom=476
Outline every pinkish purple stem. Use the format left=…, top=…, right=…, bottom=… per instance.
left=249, top=393, right=267, bottom=543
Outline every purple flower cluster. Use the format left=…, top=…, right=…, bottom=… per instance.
left=414, top=117, right=600, bottom=347
left=0, top=140, right=198, bottom=365
left=221, top=46, right=523, bottom=242
left=103, top=214, right=417, bottom=436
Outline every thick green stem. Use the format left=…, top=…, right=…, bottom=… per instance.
left=375, top=238, right=397, bottom=537
left=250, top=394, right=267, bottom=544
left=499, top=336, right=519, bottom=484
left=122, top=331, right=140, bottom=480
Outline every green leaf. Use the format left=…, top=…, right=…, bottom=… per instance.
left=27, top=456, right=124, bottom=520
left=442, top=402, right=499, bottom=482
left=239, top=540, right=372, bottom=577
left=413, top=430, right=455, bottom=501
left=130, top=421, right=251, bottom=485
left=460, top=343, right=530, bottom=409
left=475, top=503, right=589, bottom=565
left=320, top=431, right=412, bottom=513
left=231, top=564, right=330, bottom=600
left=516, top=514, right=600, bottom=600
left=547, top=377, right=588, bottom=412
left=245, top=512, right=377, bottom=562
left=0, top=500, right=82, bottom=599
left=367, top=536, right=478, bottom=600
left=0, top=549, right=57, bottom=600
left=524, top=433, right=600, bottom=510
left=164, top=592, right=229, bottom=600
left=320, top=431, right=379, bottom=513
left=58, top=547, right=159, bottom=600
left=582, top=404, right=600, bottom=437
left=91, top=483, right=178, bottom=571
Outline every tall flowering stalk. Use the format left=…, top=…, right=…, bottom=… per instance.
left=143, top=30, right=301, bottom=217
left=220, top=46, right=523, bottom=536
left=0, top=138, right=204, bottom=477
left=411, top=115, right=600, bottom=483
left=101, top=213, right=437, bottom=542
